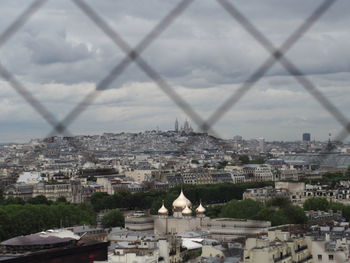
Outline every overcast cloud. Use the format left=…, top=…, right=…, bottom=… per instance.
left=0, top=0, right=349, bottom=142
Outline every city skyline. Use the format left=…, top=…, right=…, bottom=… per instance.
left=0, top=116, right=341, bottom=144
left=5, top=125, right=344, bottom=145
left=2, top=2, right=350, bottom=262
left=0, top=0, right=349, bottom=142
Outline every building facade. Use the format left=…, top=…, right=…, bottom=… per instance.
left=154, top=191, right=271, bottom=239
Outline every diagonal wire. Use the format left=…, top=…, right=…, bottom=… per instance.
left=279, top=57, right=349, bottom=131
left=47, top=0, right=214, bottom=137
left=333, top=125, right=350, bottom=144
left=0, top=0, right=72, bottom=136
left=197, top=0, right=340, bottom=158
left=0, top=0, right=346, bottom=166
left=217, top=0, right=350, bottom=172
left=0, top=0, right=100, bottom=161
left=203, top=0, right=338, bottom=131
left=0, top=0, right=47, bottom=48
left=0, top=63, right=65, bottom=133
left=0, top=0, right=216, bottom=163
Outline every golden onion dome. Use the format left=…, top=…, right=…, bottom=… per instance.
left=158, top=201, right=169, bottom=215
left=182, top=204, right=192, bottom=216
left=172, top=190, right=192, bottom=210
left=196, top=202, right=206, bottom=214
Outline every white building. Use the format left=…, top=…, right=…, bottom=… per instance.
left=244, top=230, right=312, bottom=263
left=154, top=191, right=271, bottom=239
left=306, top=233, right=350, bottom=263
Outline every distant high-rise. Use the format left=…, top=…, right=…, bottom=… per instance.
left=302, top=133, right=311, bottom=142
left=175, top=118, right=179, bottom=132
left=233, top=135, right=242, bottom=141
left=258, top=137, right=265, bottom=153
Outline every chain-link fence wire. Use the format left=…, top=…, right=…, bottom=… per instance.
left=0, top=0, right=347, bottom=170
left=0, top=0, right=348, bottom=257
left=0, top=0, right=101, bottom=162
left=210, top=0, right=350, bottom=162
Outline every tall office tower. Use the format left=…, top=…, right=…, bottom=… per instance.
left=258, top=137, right=265, bottom=153
left=302, top=133, right=311, bottom=142
left=175, top=118, right=179, bottom=132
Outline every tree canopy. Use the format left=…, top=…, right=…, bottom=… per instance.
left=101, top=209, right=124, bottom=228
left=27, top=195, right=52, bottom=205
left=220, top=199, right=263, bottom=219
left=0, top=204, right=96, bottom=242
left=90, top=181, right=274, bottom=213
left=303, top=197, right=330, bottom=211
left=219, top=197, right=307, bottom=226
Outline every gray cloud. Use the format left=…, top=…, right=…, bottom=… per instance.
left=0, top=0, right=349, bottom=142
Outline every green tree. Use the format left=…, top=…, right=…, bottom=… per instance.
left=220, top=199, right=263, bottom=219
left=216, top=161, right=228, bottom=169
left=329, top=202, right=344, bottom=212
left=0, top=210, right=11, bottom=241
left=28, top=195, right=51, bottom=205
left=281, top=205, right=307, bottom=224
left=270, top=210, right=289, bottom=226
left=249, top=158, right=265, bottom=164
left=341, top=206, right=350, bottom=221
left=0, top=203, right=96, bottom=240
left=205, top=205, right=223, bottom=218
left=0, top=190, right=4, bottom=204
left=239, top=155, right=250, bottom=164
left=4, top=197, right=25, bottom=205
left=266, top=197, right=291, bottom=208
left=346, top=166, right=350, bottom=177
left=56, top=196, right=68, bottom=204
left=90, top=192, right=110, bottom=211
left=303, top=197, right=329, bottom=211
left=101, top=209, right=124, bottom=228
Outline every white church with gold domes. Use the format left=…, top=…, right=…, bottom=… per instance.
left=154, top=190, right=210, bottom=235
left=153, top=190, right=271, bottom=238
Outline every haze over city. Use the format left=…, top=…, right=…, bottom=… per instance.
left=0, top=0, right=349, bottom=142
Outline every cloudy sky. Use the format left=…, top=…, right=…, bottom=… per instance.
left=0, top=0, right=349, bottom=142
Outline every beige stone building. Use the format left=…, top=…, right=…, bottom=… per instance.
left=125, top=211, right=154, bottom=233
left=275, top=182, right=305, bottom=204
left=124, top=170, right=152, bottom=183
left=243, top=182, right=306, bottom=205
left=306, top=233, right=350, bottom=263
left=5, top=180, right=93, bottom=203
left=244, top=230, right=312, bottom=263
left=243, top=186, right=289, bottom=203
left=33, top=182, right=72, bottom=202
left=181, top=172, right=213, bottom=185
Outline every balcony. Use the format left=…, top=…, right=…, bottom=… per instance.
left=274, top=253, right=292, bottom=262
left=298, top=255, right=312, bottom=263
left=295, top=245, right=308, bottom=253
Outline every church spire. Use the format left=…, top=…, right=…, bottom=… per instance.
left=175, top=118, right=179, bottom=132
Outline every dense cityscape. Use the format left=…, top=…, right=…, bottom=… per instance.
left=1, top=0, right=350, bottom=262
left=0, top=120, right=350, bottom=262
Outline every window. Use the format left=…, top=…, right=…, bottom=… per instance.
left=318, top=255, right=322, bottom=260
left=329, top=255, right=334, bottom=260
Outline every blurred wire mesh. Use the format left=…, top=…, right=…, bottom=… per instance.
left=0, top=2, right=347, bottom=261
left=0, top=0, right=347, bottom=159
